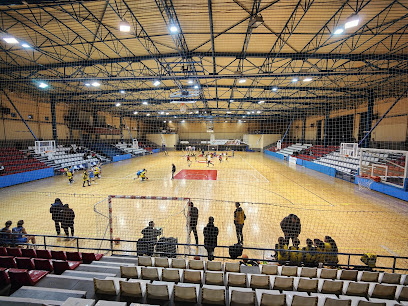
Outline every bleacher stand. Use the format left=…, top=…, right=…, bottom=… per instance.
left=277, top=143, right=312, bottom=157
left=0, top=147, right=48, bottom=176
left=30, top=145, right=106, bottom=172
left=296, top=145, right=339, bottom=162
left=86, top=142, right=130, bottom=159
left=115, top=143, right=147, bottom=157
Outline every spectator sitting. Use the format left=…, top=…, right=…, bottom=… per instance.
left=0, top=221, right=12, bottom=246
left=141, top=221, right=162, bottom=256
left=324, top=235, right=339, bottom=266
left=12, top=220, right=36, bottom=248
left=275, top=236, right=288, bottom=264
left=314, top=238, right=325, bottom=265
left=302, top=238, right=317, bottom=267
left=288, top=237, right=302, bottom=266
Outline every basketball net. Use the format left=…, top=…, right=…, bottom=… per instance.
left=180, top=103, right=187, bottom=113
left=356, top=176, right=374, bottom=191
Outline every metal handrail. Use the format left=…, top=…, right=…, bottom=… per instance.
left=1, top=233, right=407, bottom=273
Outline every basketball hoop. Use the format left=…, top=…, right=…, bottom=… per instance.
left=356, top=175, right=374, bottom=191
left=180, top=103, right=187, bottom=113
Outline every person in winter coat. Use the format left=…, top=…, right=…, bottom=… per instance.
left=189, top=202, right=199, bottom=245
left=61, top=204, right=75, bottom=238
left=50, top=198, right=64, bottom=235
left=141, top=221, right=162, bottom=256
left=234, top=202, right=246, bottom=244
left=203, top=216, right=219, bottom=261
left=280, top=214, right=301, bottom=245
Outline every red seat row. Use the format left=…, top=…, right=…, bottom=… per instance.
left=0, top=256, right=80, bottom=275
left=0, top=267, right=48, bottom=290
left=0, top=247, right=103, bottom=264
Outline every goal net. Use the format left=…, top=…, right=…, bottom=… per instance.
left=359, top=148, right=408, bottom=188
left=94, top=195, right=191, bottom=255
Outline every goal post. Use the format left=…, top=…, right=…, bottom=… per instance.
left=359, top=148, right=408, bottom=189
left=95, top=195, right=192, bottom=255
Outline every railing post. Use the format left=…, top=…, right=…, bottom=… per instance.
left=347, top=255, right=351, bottom=269
left=43, top=236, right=47, bottom=250
left=76, top=238, right=79, bottom=252
left=392, top=257, right=396, bottom=273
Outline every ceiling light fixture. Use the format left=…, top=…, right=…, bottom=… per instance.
left=153, top=80, right=161, bottom=86
left=142, top=101, right=148, bottom=105
left=91, top=81, right=100, bottom=87
left=166, top=112, right=169, bottom=115
left=119, top=21, right=131, bottom=32
left=258, top=100, right=265, bottom=104
left=195, top=111, right=199, bottom=114
left=345, top=14, right=360, bottom=29
left=257, top=111, right=261, bottom=114
left=292, top=77, right=299, bottom=83
left=85, top=83, right=91, bottom=87
left=115, top=103, right=121, bottom=107
left=38, top=82, right=48, bottom=89
left=21, top=43, right=31, bottom=48
left=169, top=25, right=178, bottom=33
left=247, top=111, right=251, bottom=115
left=181, top=120, right=185, bottom=123
left=252, top=111, right=255, bottom=114
left=303, top=77, right=313, bottom=82
left=226, top=111, right=232, bottom=114
left=333, top=27, right=344, bottom=35
left=146, top=113, right=150, bottom=116
left=194, top=85, right=199, bottom=89
left=238, top=78, right=247, bottom=83
left=133, top=111, right=138, bottom=115
left=229, top=99, right=234, bottom=103
left=3, top=37, right=18, bottom=44
left=120, top=90, right=125, bottom=94
left=169, top=120, right=172, bottom=123
left=272, top=87, right=278, bottom=92
left=160, top=111, right=164, bottom=115
left=187, top=79, right=194, bottom=84
left=164, top=121, right=167, bottom=123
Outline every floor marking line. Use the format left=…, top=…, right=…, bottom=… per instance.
left=239, top=155, right=270, bottom=183
left=380, top=245, right=399, bottom=257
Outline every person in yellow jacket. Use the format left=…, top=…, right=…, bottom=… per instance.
left=289, top=237, right=302, bottom=266
left=302, top=238, right=317, bottom=267
left=275, top=236, right=288, bottom=264
left=324, top=235, right=339, bottom=266
left=233, top=202, right=246, bottom=244
left=314, top=238, right=325, bottom=264
left=140, top=170, right=148, bottom=181
left=82, top=170, right=90, bottom=187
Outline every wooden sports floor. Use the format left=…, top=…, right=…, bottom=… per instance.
left=0, top=151, right=407, bottom=269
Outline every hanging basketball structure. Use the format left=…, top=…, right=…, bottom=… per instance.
left=180, top=103, right=187, bottom=113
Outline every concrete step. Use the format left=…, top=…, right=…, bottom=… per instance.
left=11, top=286, right=86, bottom=302
left=0, top=296, right=63, bottom=306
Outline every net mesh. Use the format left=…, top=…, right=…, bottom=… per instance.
left=0, top=0, right=407, bottom=271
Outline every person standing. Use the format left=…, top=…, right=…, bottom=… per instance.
left=189, top=202, right=199, bottom=245
left=61, top=204, right=75, bottom=238
left=82, top=170, right=90, bottom=187
left=50, top=198, right=64, bottom=235
left=234, top=202, right=246, bottom=245
left=203, top=216, right=219, bottom=261
left=141, top=221, right=162, bottom=256
left=171, top=164, right=176, bottom=180
left=280, top=214, right=301, bottom=245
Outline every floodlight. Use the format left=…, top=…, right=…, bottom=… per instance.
left=142, top=101, right=148, bottom=105
left=251, top=111, right=255, bottom=114
left=120, top=90, right=125, bottom=94
left=345, top=14, right=360, bottom=29
left=257, top=111, right=261, bottom=114
left=160, top=111, right=164, bottom=115
left=115, top=103, right=121, bottom=107
left=238, top=78, right=246, bottom=83
left=170, top=25, right=178, bottom=33
left=334, top=27, right=344, bottom=35
left=164, top=121, right=167, bottom=123
left=3, top=37, right=18, bottom=44
left=226, top=111, right=232, bottom=114
left=85, top=83, right=91, bottom=87
left=38, top=82, right=48, bottom=89
left=247, top=111, right=251, bottom=115
left=166, top=112, right=169, bottom=115
left=292, top=77, right=299, bottom=82
left=258, top=100, right=265, bottom=104
left=153, top=80, right=161, bottom=86
left=188, top=79, right=194, bottom=84
left=146, top=113, right=150, bottom=116
left=169, top=120, right=172, bottom=123
left=133, top=111, right=138, bottom=115
left=92, top=81, right=100, bottom=87
left=272, top=87, right=278, bottom=92
left=21, top=43, right=31, bottom=48
left=303, top=77, right=313, bottom=82
left=194, top=85, right=199, bottom=89
left=229, top=99, right=234, bottom=102
left=119, top=21, right=131, bottom=32
left=181, top=120, right=185, bottom=123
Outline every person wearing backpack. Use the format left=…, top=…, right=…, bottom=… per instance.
left=234, top=202, right=246, bottom=245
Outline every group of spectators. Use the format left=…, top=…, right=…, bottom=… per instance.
left=0, top=220, right=36, bottom=247
left=49, top=198, right=75, bottom=238
left=276, top=214, right=339, bottom=266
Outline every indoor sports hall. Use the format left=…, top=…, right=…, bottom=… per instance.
left=0, top=0, right=407, bottom=305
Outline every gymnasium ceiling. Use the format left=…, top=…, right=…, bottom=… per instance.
left=0, top=0, right=407, bottom=120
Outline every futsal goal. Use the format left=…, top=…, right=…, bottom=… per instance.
left=359, top=148, right=408, bottom=188
left=94, top=195, right=192, bottom=255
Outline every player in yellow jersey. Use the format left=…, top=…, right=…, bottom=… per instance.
left=140, top=170, right=148, bottom=181
left=66, top=168, right=74, bottom=185
left=93, top=165, right=100, bottom=179
left=82, top=170, right=90, bottom=187
left=302, top=238, right=317, bottom=267
left=275, top=237, right=289, bottom=264
left=289, top=237, right=302, bottom=266
left=324, top=236, right=338, bottom=266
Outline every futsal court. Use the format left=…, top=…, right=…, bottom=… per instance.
left=1, top=150, right=407, bottom=268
